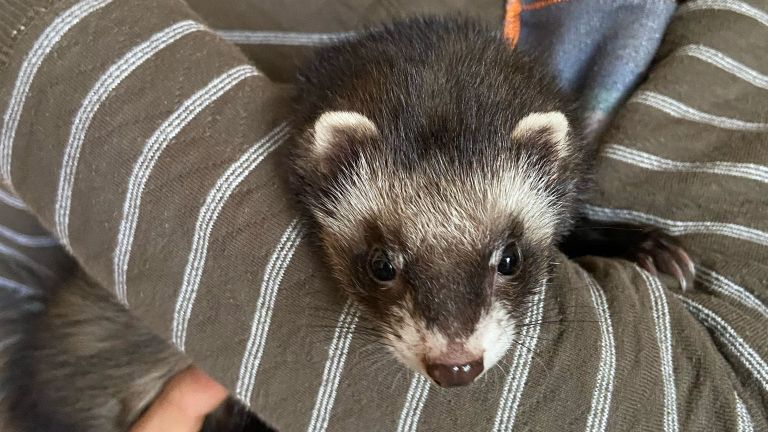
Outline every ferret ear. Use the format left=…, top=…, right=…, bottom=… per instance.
left=310, top=111, right=378, bottom=164
left=512, top=111, right=570, bottom=159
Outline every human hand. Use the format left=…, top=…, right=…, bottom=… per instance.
left=130, top=366, right=228, bottom=432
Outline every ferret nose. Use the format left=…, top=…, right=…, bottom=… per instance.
left=425, top=358, right=484, bottom=387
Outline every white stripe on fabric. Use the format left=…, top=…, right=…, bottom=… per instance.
left=583, top=271, right=616, bottom=432
left=396, top=374, right=431, bottom=432
left=630, top=91, right=768, bottom=132
left=172, top=123, right=290, bottom=350
left=734, top=393, right=754, bottom=432
left=0, top=336, right=21, bottom=355
left=234, top=218, right=305, bottom=403
left=697, top=267, right=768, bottom=318
left=0, top=0, right=114, bottom=188
left=54, top=21, right=206, bottom=251
left=602, top=144, right=768, bottom=184
left=492, top=283, right=547, bottom=432
left=679, top=296, right=768, bottom=392
left=674, top=45, right=768, bottom=89
left=0, top=276, right=37, bottom=297
left=0, top=189, right=26, bottom=210
left=677, top=0, right=768, bottom=27
left=306, top=299, right=360, bottom=432
left=217, top=29, right=357, bottom=46
left=112, top=65, right=258, bottom=305
left=583, top=204, right=768, bottom=247
left=638, top=270, right=678, bottom=432
left=0, top=241, right=54, bottom=279
left=0, top=225, right=58, bottom=248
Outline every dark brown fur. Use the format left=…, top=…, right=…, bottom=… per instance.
left=0, top=14, right=694, bottom=428
left=0, top=271, right=271, bottom=431
left=287, top=15, right=694, bottom=376
left=289, top=16, right=593, bottom=337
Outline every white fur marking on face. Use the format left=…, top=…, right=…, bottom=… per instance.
left=385, top=298, right=514, bottom=382
left=316, top=147, right=559, bottom=250
left=489, top=158, right=559, bottom=243
left=471, top=302, right=514, bottom=374
left=386, top=297, right=430, bottom=376
left=513, top=111, right=570, bottom=159
left=312, top=111, right=377, bottom=157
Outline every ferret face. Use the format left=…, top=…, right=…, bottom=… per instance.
left=291, top=110, right=573, bottom=387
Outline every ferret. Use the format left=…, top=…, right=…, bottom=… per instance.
left=0, top=14, right=694, bottom=432
left=0, top=268, right=270, bottom=431
left=288, top=16, right=694, bottom=387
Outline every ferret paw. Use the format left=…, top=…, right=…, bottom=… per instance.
left=626, top=230, right=695, bottom=291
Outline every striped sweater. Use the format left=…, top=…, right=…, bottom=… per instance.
left=0, top=0, right=766, bottom=430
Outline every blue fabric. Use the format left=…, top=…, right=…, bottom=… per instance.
left=515, top=0, right=677, bottom=138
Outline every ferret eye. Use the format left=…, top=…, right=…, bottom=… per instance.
left=368, top=249, right=397, bottom=283
left=497, top=243, right=521, bottom=276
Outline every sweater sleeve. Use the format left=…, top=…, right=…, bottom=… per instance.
left=0, top=1, right=765, bottom=431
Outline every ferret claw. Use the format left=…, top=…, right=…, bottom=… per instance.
left=626, top=230, right=695, bottom=291
left=655, top=249, right=687, bottom=292
left=658, top=236, right=696, bottom=277
left=637, top=253, right=658, bottom=276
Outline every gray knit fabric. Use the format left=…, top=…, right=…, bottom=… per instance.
left=0, top=0, right=765, bottom=430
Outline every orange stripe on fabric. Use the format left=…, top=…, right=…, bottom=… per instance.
left=522, top=0, right=568, bottom=11
left=503, top=0, right=522, bottom=47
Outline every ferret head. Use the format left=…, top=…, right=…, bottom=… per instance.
left=290, top=108, right=578, bottom=387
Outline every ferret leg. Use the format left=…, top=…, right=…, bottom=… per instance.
left=560, top=217, right=695, bottom=291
